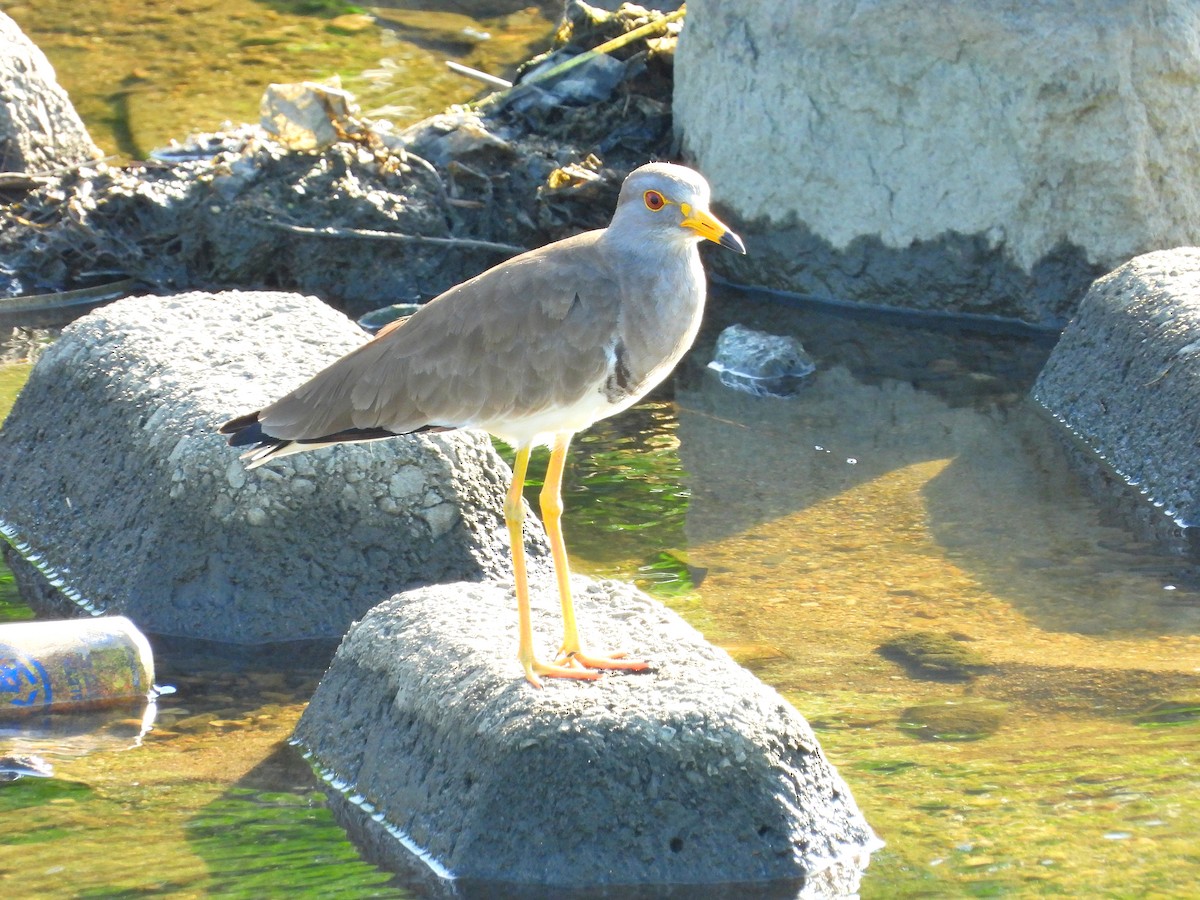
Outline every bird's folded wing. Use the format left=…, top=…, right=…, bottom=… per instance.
left=257, top=234, right=622, bottom=441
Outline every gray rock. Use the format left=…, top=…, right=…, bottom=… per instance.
left=0, top=12, right=101, bottom=173
left=708, top=323, right=816, bottom=396
left=675, top=0, right=1200, bottom=324
left=396, top=110, right=516, bottom=169
left=292, top=576, right=877, bottom=888
left=0, top=290, right=545, bottom=643
left=1033, top=248, right=1200, bottom=536
left=505, top=50, right=630, bottom=114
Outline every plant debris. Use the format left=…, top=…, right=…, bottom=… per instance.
left=0, top=2, right=683, bottom=320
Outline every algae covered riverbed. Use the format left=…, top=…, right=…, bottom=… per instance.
left=3, top=0, right=557, bottom=160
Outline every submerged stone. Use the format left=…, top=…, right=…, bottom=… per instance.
left=707, top=323, right=816, bottom=397
left=292, top=576, right=878, bottom=889
left=898, top=699, right=1008, bottom=742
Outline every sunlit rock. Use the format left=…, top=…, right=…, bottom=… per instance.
left=0, top=290, right=545, bottom=642
left=259, top=78, right=358, bottom=152
left=0, top=12, right=101, bottom=173
left=676, top=0, right=1200, bottom=324
left=293, top=576, right=879, bottom=890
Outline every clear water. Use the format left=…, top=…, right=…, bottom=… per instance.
left=3, top=289, right=1199, bottom=897
left=2, top=4, right=1199, bottom=896
left=4, top=1, right=557, bottom=160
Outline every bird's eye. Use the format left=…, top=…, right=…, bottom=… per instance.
left=643, top=190, right=666, bottom=211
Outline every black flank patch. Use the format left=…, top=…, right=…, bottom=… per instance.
left=604, top=340, right=634, bottom=403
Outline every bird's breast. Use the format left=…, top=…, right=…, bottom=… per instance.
left=609, top=254, right=707, bottom=400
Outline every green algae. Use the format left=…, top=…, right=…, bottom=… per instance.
left=1133, top=698, right=1200, bottom=727
left=0, top=362, right=31, bottom=425
left=2, top=236, right=1200, bottom=897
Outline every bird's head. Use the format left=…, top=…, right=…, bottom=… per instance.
left=610, top=163, right=747, bottom=255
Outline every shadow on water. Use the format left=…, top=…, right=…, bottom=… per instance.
left=662, top=285, right=1200, bottom=641
left=186, top=744, right=406, bottom=898
left=921, top=405, right=1200, bottom=637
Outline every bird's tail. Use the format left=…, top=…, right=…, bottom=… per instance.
left=218, top=410, right=452, bottom=470
left=218, top=411, right=300, bottom=469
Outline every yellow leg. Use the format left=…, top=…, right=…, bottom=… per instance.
left=541, top=433, right=649, bottom=674
left=506, top=443, right=598, bottom=687
left=541, top=433, right=581, bottom=653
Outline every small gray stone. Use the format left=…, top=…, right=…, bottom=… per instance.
left=707, top=323, right=816, bottom=397
left=388, top=467, right=425, bottom=499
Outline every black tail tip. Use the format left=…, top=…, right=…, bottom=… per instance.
left=219, top=412, right=265, bottom=448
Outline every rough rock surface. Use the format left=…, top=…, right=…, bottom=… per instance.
left=0, top=290, right=545, bottom=642
left=293, top=576, right=876, bottom=888
left=1033, top=248, right=1200, bottom=539
left=0, top=12, right=100, bottom=173
left=675, top=0, right=1200, bottom=325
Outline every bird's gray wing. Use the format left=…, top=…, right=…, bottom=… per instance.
left=257, top=232, right=622, bottom=441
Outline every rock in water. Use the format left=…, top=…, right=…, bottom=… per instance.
left=292, top=576, right=878, bottom=889
left=1033, top=248, right=1200, bottom=543
left=0, top=291, right=544, bottom=643
left=707, top=323, right=816, bottom=397
left=0, top=12, right=101, bottom=173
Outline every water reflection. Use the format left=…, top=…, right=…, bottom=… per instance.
left=0, top=698, right=156, bottom=761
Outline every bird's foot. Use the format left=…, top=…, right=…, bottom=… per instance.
left=521, top=650, right=650, bottom=688
left=524, top=657, right=602, bottom=689
left=557, top=648, right=651, bottom=674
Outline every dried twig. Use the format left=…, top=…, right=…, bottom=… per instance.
left=267, top=219, right=525, bottom=255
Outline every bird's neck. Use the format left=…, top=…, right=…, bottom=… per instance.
left=600, top=233, right=708, bottom=399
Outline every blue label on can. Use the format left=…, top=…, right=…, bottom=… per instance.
left=0, top=646, right=53, bottom=710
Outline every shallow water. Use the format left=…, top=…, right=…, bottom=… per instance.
left=2, top=290, right=1199, bottom=897
left=4, top=1, right=555, bottom=159
left=2, top=5, right=1199, bottom=896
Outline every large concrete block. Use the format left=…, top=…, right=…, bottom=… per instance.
left=0, top=290, right=544, bottom=642
left=676, top=1, right=1200, bottom=324
left=292, top=576, right=878, bottom=890
left=1033, top=248, right=1200, bottom=540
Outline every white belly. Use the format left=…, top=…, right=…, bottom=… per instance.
left=472, top=382, right=650, bottom=449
